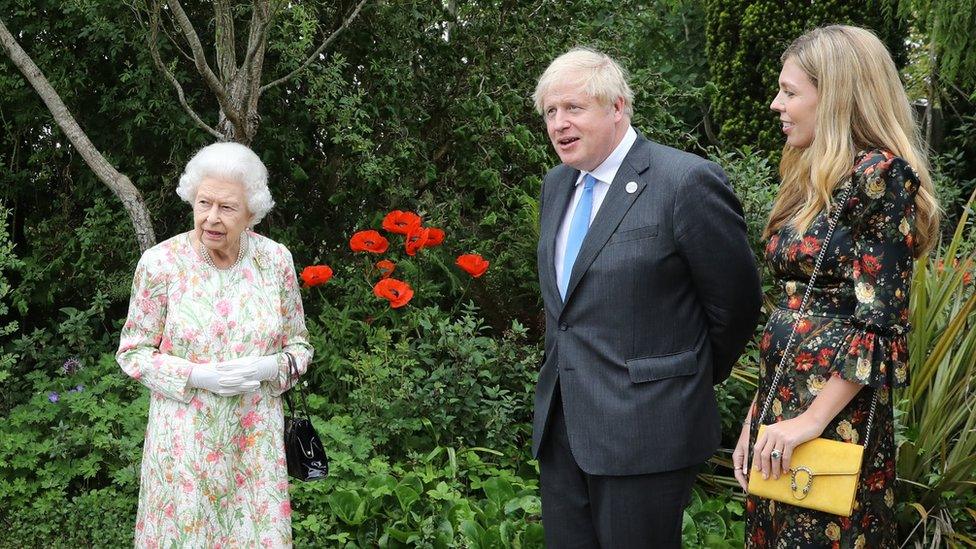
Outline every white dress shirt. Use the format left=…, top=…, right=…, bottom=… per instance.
left=553, top=126, right=638, bottom=292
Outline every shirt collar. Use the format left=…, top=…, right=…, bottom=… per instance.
left=577, top=126, right=638, bottom=186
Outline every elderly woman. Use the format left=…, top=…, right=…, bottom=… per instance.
left=117, top=142, right=313, bottom=548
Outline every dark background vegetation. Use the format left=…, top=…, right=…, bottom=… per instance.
left=1, top=1, right=974, bottom=546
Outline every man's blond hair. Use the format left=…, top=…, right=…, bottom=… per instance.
left=533, top=47, right=634, bottom=116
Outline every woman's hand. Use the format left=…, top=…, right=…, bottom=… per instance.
left=752, top=413, right=826, bottom=480
left=187, top=365, right=260, bottom=396
left=732, top=420, right=751, bottom=491
left=217, top=355, right=278, bottom=382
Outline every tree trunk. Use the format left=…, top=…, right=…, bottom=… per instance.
left=0, top=17, right=157, bottom=252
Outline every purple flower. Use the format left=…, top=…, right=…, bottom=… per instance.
left=48, top=391, right=60, bottom=403
left=68, top=384, right=85, bottom=393
left=62, top=357, right=82, bottom=375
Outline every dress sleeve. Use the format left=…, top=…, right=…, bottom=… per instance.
left=116, top=251, right=195, bottom=402
left=267, top=245, right=313, bottom=396
left=833, top=152, right=919, bottom=389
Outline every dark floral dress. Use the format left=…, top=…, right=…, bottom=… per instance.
left=745, top=150, right=919, bottom=549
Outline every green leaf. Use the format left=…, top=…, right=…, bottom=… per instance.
left=694, top=510, right=727, bottom=540
left=459, top=519, right=486, bottom=547
left=522, top=523, right=545, bottom=548
left=482, top=477, right=515, bottom=511
left=329, top=489, right=367, bottom=525
left=394, top=485, right=420, bottom=512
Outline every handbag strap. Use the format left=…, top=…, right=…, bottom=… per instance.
left=755, top=178, right=878, bottom=447
left=282, top=351, right=312, bottom=420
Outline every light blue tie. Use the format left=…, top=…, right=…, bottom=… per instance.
left=560, top=174, right=597, bottom=299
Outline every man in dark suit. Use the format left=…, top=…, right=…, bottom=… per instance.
left=531, top=47, right=761, bottom=547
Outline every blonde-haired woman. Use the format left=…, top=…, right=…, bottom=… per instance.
left=731, top=25, right=939, bottom=547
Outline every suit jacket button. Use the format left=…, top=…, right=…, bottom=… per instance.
left=559, top=323, right=569, bottom=331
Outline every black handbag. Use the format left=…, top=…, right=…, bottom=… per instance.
left=283, top=352, right=329, bottom=481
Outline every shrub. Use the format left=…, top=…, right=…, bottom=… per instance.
left=704, top=0, right=909, bottom=152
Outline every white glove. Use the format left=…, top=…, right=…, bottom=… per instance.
left=187, top=365, right=260, bottom=397
left=215, top=355, right=279, bottom=383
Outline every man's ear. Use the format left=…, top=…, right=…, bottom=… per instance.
left=612, top=96, right=626, bottom=122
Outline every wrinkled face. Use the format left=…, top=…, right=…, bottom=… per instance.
left=542, top=77, right=625, bottom=171
left=770, top=57, right=819, bottom=149
left=192, top=177, right=252, bottom=255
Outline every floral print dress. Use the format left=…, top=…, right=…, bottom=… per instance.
left=746, top=150, right=919, bottom=548
left=117, top=231, right=313, bottom=548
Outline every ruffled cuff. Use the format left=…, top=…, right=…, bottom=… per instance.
left=832, top=321, right=910, bottom=388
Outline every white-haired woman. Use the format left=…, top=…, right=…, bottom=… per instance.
left=732, top=26, right=939, bottom=547
left=117, top=142, right=313, bottom=547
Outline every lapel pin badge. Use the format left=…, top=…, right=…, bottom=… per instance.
left=625, top=181, right=638, bottom=194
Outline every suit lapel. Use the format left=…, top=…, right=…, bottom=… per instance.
left=562, top=138, right=651, bottom=304
left=541, top=167, right=580, bottom=310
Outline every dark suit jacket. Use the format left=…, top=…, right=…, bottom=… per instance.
left=533, top=134, right=761, bottom=476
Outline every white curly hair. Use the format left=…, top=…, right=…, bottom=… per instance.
left=176, top=142, right=275, bottom=226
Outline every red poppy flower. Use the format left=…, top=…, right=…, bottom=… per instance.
left=350, top=230, right=389, bottom=254
left=425, top=227, right=445, bottom=247
left=373, top=278, right=414, bottom=308
left=300, top=265, right=333, bottom=287
left=456, top=254, right=489, bottom=278
left=375, top=259, right=395, bottom=279
left=382, top=210, right=422, bottom=235
left=405, top=227, right=431, bottom=256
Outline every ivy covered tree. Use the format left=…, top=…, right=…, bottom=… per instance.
left=704, top=0, right=909, bottom=152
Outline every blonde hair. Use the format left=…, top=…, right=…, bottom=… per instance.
left=764, top=25, right=940, bottom=257
left=533, top=47, right=634, bottom=116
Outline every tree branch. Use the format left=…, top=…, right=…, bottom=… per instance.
left=147, top=4, right=223, bottom=139
left=0, top=17, right=156, bottom=251
left=214, top=0, right=237, bottom=81
left=165, top=0, right=244, bottom=132
left=241, top=0, right=272, bottom=76
left=260, top=0, right=369, bottom=93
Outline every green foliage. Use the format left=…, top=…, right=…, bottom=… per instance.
left=704, top=0, right=910, bottom=152
left=682, top=487, right=746, bottom=549
left=290, top=429, right=543, bottom=548
left=898, top=0, right=976, bottom=91
left=1, top=0, right=973, bottom=546
left=0, top=353, right=145, bottom=547
left=0, top=207, right=21, bottom=399
left=895, top=188, right=976, bottom=545
left=309, top=299, right=541, bottom=462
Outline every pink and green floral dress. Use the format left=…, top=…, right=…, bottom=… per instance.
left=746, top=150, right=919, bottom=548
left=117, top=230, right=313, bottom=548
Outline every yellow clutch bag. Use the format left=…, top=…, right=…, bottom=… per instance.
left=747, top=425, right=864, bottom=517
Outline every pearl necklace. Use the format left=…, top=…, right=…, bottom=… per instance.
left=200, top=232, right=247, bottom=270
